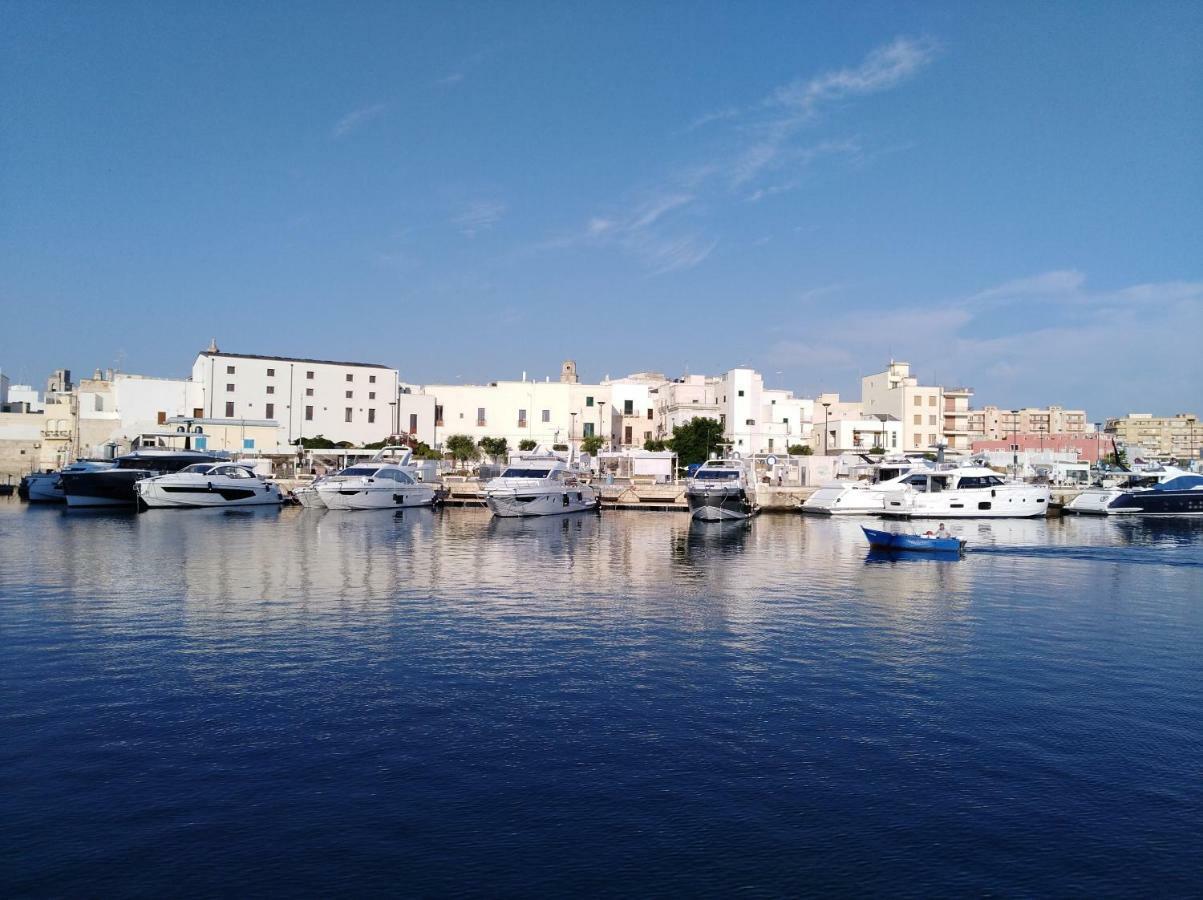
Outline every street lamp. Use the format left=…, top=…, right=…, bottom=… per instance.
left=821, top=401, right=831, bottom=456
left=569, top=412, right=578, bottom=463
left=1011, top=409, right=1020, bottom=475
left=597, top=401, right=607, bottom=451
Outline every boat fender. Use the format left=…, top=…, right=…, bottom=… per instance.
left=991, top=488, right=996, bottom=497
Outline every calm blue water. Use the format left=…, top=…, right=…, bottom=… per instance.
left=2, top=500, right=1201, bottom=897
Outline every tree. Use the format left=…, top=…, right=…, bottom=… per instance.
left=297, top=434, right=336, bottom=449
left=411, top=442, right=443, bottom=460
left=519, top=439, right=537, bottom=452
left=581, top=435, right=604, bottom=456
left=868, top=445, right=885, bottom=455
left=444, top=434, right=479, bottom=469
left=478, top=436, right=509, bottom=462
left=668, top=418, right=724, bottom=467
left=552, top=443, right=568, bottom=452
left=643, top=438, right=667, bottom=452
left=787, top=443, right=807, bottom=456
left=1106, top=446, right=1128, bottom=468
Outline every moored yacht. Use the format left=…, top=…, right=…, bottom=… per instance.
left=880, top=466, right=1050, bottom=518
left=62, top=448, right=226, bottom=507
left=136, top=462, right=284, bottom=508
left=25, top=459, right=117, bottom=503
left=315, top=448, right=437, bottom=511
left=802, top=457, right=929, bottom=515
left=1073, top=472, right=1203, bottom=516
left=483, top=452, right=598, bottom=517
left=1065, top=466, right=1191, bottom=515
left=686, top=458, right=758, bottom=521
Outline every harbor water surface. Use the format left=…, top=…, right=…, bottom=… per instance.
left=2, top=501, right=1201, bottom=896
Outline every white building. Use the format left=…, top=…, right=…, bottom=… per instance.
left=6, top=384, right=43, bottom=413
left=191, top=345, right=398, bottom=447
left=709, top=368, right=812, bottom=455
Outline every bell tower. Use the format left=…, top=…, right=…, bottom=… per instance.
left=560, top=360, right=579, bottom=384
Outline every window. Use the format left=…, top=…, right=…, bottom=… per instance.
left=346, top=374, right=353, bottom=382
left=583, top=423, right=595, bottom=437
left=368, top=392, right=375, bottom=400
left=409, top=414, right=418, bottom=434
left=306, top=371, right=314, bottom=380
left=644, top=431, right=652, bottom=441
left=265, top=403, right=275, bottom=419
left=477, top=407, right=486, bottom=426
left=745, top=419, right=755, bottom=426
left=369, top=375, right=376, bottom=384
left=226, top=365, right=235, bottom=374
left=929, top=415, right=937, bottom=426
left=345, top=408, right=353, bottom=423
left=914, top=415, right=922, bottom=425
left=306, top=387, right=314, bottom=397
left=227, top=383, right=235, bottom=392
left=368, top=408, right=375, bottom=424
left=345, top=390, right=353, bottom=399
left=913, top=434, right=921, bottom=447
left=623, top=400, right=634, bottom=415
left=518, top=409, right=527, bottom=427
left=586, top=396, right=594, bottom=407
left=783, top=417, right=789, bottom=425
left=266, top=385, right=275, bottom=395
left=267, top=368, right=275, bottom=377
left=914, top=396, right=922, bottom=407
left=738, top=390, right=745, bottom=397
left=305, top=406, right=313, bottom=421
left=541, top=409, right=550, bottom=423
left=647, top=409, right=653, bottom=420
left=929, top=395, right=937, bottom=406
left=435, top=405, right=443, bottom=426
left=624, top=425, right=633, bottom=444
left=225, top=401, right=234, bottom=417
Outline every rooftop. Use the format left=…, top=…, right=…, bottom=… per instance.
left=197, top=350, right=393, bottom=370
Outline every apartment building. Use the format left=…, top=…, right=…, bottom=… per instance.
left=861, top=361, right=945, bottom=451
left=706, top=368, right=811, bottom=455
left=191, top=345, right=398, bottom=446
left=1106, top=412, right=1201, bottom=461
left=943, top=387, right=974, bottom=450
left=967, top=405, right=1089, bottom=441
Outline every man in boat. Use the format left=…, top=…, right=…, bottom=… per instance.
left=936, top=523, right=951, bottom=539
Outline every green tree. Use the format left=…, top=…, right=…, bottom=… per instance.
left=581, top=435, right=604, bottom=456
left=444, top=434, right=480, bottom=469
left=668, top=418, right=724, bottom=467
left=297, top=434, right=336, bottom=449
left=643, top=438, right=668, bottom=452
left=868, top=445, right=885, bottom=454
left=552, top=443, right=569, bottom=452
left=518, top=439, right=537, bottom=451
left=787, top=443, right=807, bottom=456
left=411, top=442, right=443, bottom=460
left=478, top=436, right=509, bottom=462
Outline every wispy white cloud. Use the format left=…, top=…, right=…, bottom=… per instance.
left=967, top=269, right=1086, bottom=304
left=332, top=102, right=388, bottom=139
left=453, top=200, right=507, bottom=237
left=435, top=72, right=465, bottom=87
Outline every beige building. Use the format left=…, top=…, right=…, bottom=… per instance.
left=968, top=405, right=1089, bottom=441
left=861, top=361, right=948, bottom=452
left=1105, top=413, right=1201, bottom=461
left=942, top=387, right=974, bottom=450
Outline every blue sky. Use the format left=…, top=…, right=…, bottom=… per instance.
left=2, top=0, right=1200, bottom=418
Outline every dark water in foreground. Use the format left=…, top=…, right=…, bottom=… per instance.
left=2, top=500, right=1201, bottom=897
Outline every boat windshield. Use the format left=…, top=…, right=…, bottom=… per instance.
left=339, top=467, right=380, bottom=477
left=180, top=464, right=217, bottom=474
left=501, top=468, right=552, bottom=478
left=694, top=470, right=739, bottom=480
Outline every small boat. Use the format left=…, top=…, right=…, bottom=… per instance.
left=862, top=525, right=966, bottom=553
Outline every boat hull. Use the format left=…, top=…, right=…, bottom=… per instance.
left=293, top=485, right=327, bottom=508
left=686, top=488, right=756, bottom=522
left=862, top=526, right=965, bottom=553
left=485, top=487, right=599, bottom=517
left=801, top=484, right=888, bottom=515
left=317, top=485, right=436, bottom=511
left=26, top=473, right=65, bottom=503
left=1108, top=489, right=1203, bottom=516
left=62, top=470, right=147, bottom=507
left=1064, top=489, right=1128, bottom=515
left=881, top=485, right=1050, bottom=518
left=137, top=480, right=283, bottom=509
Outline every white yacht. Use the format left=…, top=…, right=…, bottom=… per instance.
left=483, top=453, right=598, bottom=517
left=1065, top=466, right=1191, bottom=515
left=686, top=458, right=758, bottom=521
left=25, top=460, right=116, bottom=503
left=315, top=449, right=437, bottom=511
left=293, top=480, right=327, bottom=508
left=801, top=457, right=929, bottom=515
left=880, top=466, right=1050, bottom=518
left=136, top=462, right=284, bottom=509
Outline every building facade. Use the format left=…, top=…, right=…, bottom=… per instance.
left=861, top=361, right=946, bottom=452
left=191, top=347, right=398, bottom=447
left=1106, top=412, right=1201, bottom=461
left=967, top=405, right=1089, bottom=441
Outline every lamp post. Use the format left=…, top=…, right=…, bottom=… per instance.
left=389, top=399, right=398, bottom=443
left=821, top=401, right=831, bottom=456
left=598, top=401, right=607, bottom=451
left=1011, top=409, right=1020, bottom=476
left=570, top=412, right=578, bottom=463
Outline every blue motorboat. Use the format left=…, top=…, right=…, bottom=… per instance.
left=862, top=525, right=966, bottom=553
